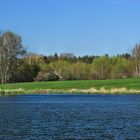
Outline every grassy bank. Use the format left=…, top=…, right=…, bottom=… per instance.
left=0, top=78, right=140, bottom=95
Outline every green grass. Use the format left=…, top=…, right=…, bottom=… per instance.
left=0, top=78, right=140, bottom=91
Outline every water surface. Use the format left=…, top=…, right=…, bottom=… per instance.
left=0, top=94, right=139, bottom=140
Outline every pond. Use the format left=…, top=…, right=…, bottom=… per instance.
left=0, top=94, right=139, bottom=140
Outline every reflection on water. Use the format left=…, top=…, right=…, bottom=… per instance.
left=0, top=94, right=139, bottom=140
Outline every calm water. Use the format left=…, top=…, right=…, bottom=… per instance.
left=0, top=94, right=139, bottom=140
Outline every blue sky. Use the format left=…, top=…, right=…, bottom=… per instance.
left=1, top=0, right=140, bottom=56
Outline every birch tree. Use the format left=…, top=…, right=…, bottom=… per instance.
left=132, top=44, right=140, bottom=77
left=0, top=31, right=25, bottom=83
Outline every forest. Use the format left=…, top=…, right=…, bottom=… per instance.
left=0, top=31, right=140, bottom=84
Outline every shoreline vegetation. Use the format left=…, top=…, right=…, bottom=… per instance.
left=0, top=31, right=140, bottom=97
left=0, top=78, right=140, bottom=95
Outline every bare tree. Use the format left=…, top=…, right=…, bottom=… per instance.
left=131, top=44, right=140, bottom=77
left=0, top=31, right=25, bottom=83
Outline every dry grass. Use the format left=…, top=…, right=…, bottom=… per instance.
left=1, top=87, right=140, bottom=95
left=61, top=87, right=140, bottom=94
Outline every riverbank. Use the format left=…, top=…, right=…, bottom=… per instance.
left=0, top=78, right=140, bottom=95
left=0, top=87, right=140, bottom=95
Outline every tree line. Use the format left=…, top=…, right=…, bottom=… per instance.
left=0, top=31, right=140, bottom=84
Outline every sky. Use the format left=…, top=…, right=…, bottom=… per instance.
left=1, top=0, right=140, bottom=56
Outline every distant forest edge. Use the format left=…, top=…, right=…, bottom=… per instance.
left=0, top=31, right=140, bottom=84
